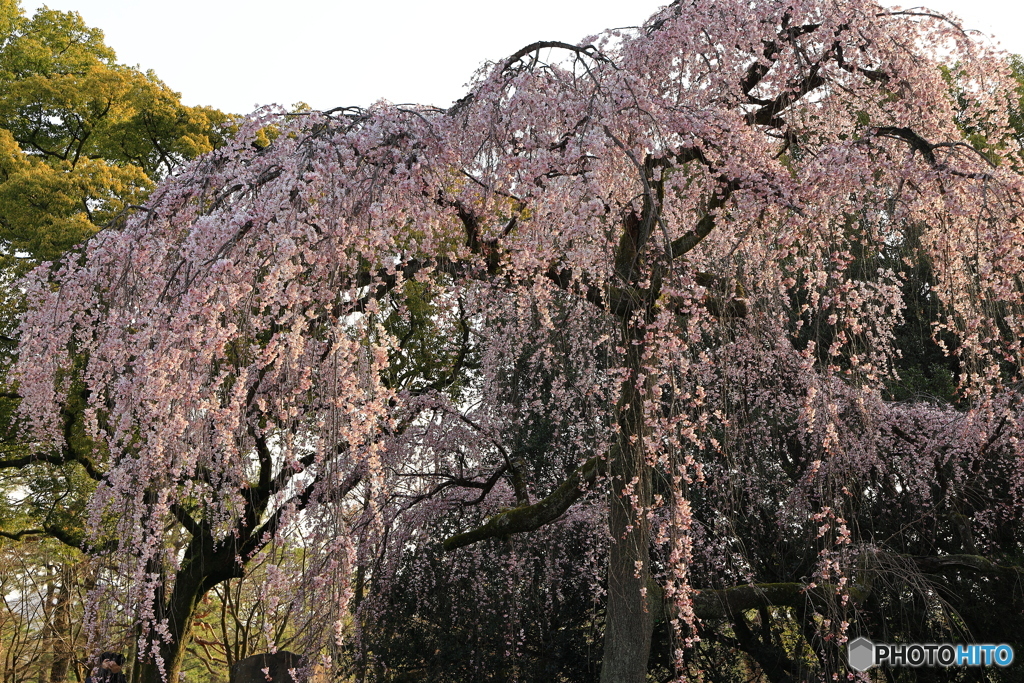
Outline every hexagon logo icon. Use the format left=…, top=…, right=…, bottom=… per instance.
left=848, top=636, right=875, bottom=672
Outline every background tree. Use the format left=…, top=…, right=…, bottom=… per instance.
left=0, top=0, right=233, bottom=262
left=0, top=537, right=94, bottom=683
left=12, top=1, right=1024, bottom=683
left=0, top=2, right=233, bottom=681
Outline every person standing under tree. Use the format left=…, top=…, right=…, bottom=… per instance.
left=85, top=652, right=128, bottom=683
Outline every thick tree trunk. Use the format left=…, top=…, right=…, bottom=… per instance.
left=136, top=531, right=240, bottom=683
left=136, top=574, right=203, bottom=683
left=600, top=321, right=654, bottom=683
left=47, top=564, right=74, bottom=683
left=601, top=452, right=654, bottom=683
left=41, top=573, right=56, bottom=683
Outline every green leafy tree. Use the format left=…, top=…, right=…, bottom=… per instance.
left=0, top=3, right=233, bottom=680
left=0, top=0, right=234, bottom=264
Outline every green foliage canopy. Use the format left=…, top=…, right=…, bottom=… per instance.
left=0, top=0, right=234, bottom=263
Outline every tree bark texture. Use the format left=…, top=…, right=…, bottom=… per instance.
left=136, top=527, right=241, bottom=683
left=47, top=564, right=74, bottom=683
left=600, top=320, right=655, bottom=683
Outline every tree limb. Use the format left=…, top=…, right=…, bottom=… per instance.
left=0, top=524, right=85, bottom=549
left=0, top=448, right=103, bottom=481
left=670, top=180, right=738, bottom=257
left=442, top=454, right=605, bottom=550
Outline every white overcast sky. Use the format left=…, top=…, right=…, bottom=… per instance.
left=21, top=0, right=1024, bottom=115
